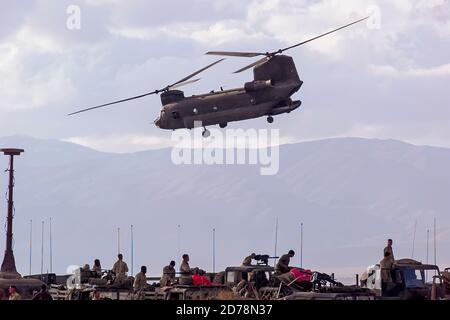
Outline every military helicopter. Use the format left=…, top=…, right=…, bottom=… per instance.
left=69, top=17, right=368, bottom=137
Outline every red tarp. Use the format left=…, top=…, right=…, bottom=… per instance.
left=192, top=274, right=212, bottom=286
left=290, top=268, right=313, bottom=282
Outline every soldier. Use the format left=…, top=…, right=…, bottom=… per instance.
left=242, top=253, right=256, bottom=266
left=276, top=250, right=295, bottom=274
left=91, top=290, right=102, bottom=300
left=384, top=239, right=395, bottom=262
left=92, top=259, right=102, bottom=277
left=180, top=254, right=194, bottom=285
left=8, top=286, right=21, bottom=300
left=160, top=261, right=176, bottom=287
left=112, top=253, right=129, bottom=284
left=133, top=266, right=148, bottom=294
left=380, top=251, right=393, bottom=291
left=32, top=284, right=53, bottom=301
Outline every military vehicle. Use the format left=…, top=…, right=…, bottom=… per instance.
left=217, top=254, right=354, bottom=300
left=69, top=18, right=368, bottom=137
left=363, top=259, right=446, bottom=300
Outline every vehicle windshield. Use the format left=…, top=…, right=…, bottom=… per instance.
left=403, top=268, right=424, bottom=287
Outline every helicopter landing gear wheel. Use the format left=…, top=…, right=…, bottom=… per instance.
left=219, top=123, right=227, bottom=129
left=267, top=116, right=274, bottom=124
left=202, top=128, right=211, bottom=138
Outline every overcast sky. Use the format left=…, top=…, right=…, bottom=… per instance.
left=0, top=0, right=449, bottom=152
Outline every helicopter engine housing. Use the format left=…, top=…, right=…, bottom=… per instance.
left=244, top=80, right=273, bottom=92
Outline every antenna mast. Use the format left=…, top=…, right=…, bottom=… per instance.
left=300, top=222, right=304, bottom=268
left=274, top=217, right=278, bottom=267
left=29, top=219, right=32, bottom=276
left=411, top=220, right=417, bottom=258
left=40, top=220, right=44, bottom=276
left=131, top=224, right=134, bottom=276
left=0, top=148, right=24, bottom=279
left=212, top=228, right=216, bottom=273
left=49, top=217, right=53, bottom=273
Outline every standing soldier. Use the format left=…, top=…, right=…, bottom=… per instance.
left=276, top=250, right=295, bottom=274
left=242, top=253, right=256, bottom=266
left=384, top=239, right=395, bottom=263
left=112, top=253, right=129, bottom=284
left=380, top=251, right=393, bottom=292
left=160, top=261, right=176, bottom=286
left=180, top=254, right=194, bottom=285
left=8, top=286, right=21, bottom=300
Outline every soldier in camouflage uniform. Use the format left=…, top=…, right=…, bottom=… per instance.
left=160, top=261, right=176, bottom=286
left=276, top=250, right=295, bottom=275
left=112, top=253, right=129, bottom=284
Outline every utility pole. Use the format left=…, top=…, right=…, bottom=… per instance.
left=0, top=148, right=24, bottom=279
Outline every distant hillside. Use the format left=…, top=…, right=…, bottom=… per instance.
left=0, top=135, right=449, bottom=281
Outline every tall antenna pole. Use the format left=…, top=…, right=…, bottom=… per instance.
left=29, top=219, right=32, bottom=276
left=434, top=218, right=437, bottom=266
left=49, top=217, right=53, bottom=273
left=131, top=224, right=134, bottom=276
left=117, top=227, right=120, bottom=254
left=177, top=224, right=181, bottom=259
left=411, top=220, right=417, bottom=258
left=212, top=228, right=216, bottom=273
left=300, top=222, right=304, bottom=268
left=274, top=217, right=278, bottom=267
left=41, top=220, right=44, bottom=276
left=0, top=148, right=24, bottom=279
left=426, top=229, right=430, bottom=282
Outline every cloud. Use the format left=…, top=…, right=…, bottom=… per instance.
left=370, top=63, right=450, bottom=77
left=65, top=134, right=173, bottom=152
left=66, top=131, right=298, bottom=153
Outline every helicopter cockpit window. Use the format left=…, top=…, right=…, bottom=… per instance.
left=172, top=111, right=180, bottom=119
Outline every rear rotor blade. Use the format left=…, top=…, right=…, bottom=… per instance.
left=169, top=78, right=201, bottom=90
left=68, top=90, right=158, bottom=116
left=233, top=56, right=269, bottom=74
left=169, top=58, right=224, bottom=87
left=206, top=51, right=266, bottom=58
left=279, top=16, right=369, bottom=54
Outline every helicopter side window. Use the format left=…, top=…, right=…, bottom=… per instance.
left=172, top=111, right=180, bottom=119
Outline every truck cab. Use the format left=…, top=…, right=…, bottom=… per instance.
left=364, top=259, right=443, bottom=299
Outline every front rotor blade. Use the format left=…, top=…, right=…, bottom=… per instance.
left=169, top=78, right=201, bottom=90
left=279, top=16, right=369, bottom=53
left=233, top=56, right=269, bottom=74
left=68, top=91, right=158, bottom=116
left=170, top=58, right=224, bottom=88
left=206, top=51, right=265, bottom=58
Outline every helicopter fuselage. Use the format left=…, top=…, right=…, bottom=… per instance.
left=154, top=55, right=303, bottom=130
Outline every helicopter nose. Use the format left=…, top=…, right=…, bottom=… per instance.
left=154, top=117, right=161, bottom=127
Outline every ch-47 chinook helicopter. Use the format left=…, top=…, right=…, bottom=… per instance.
left=69, top=17, right=368, bottom=137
